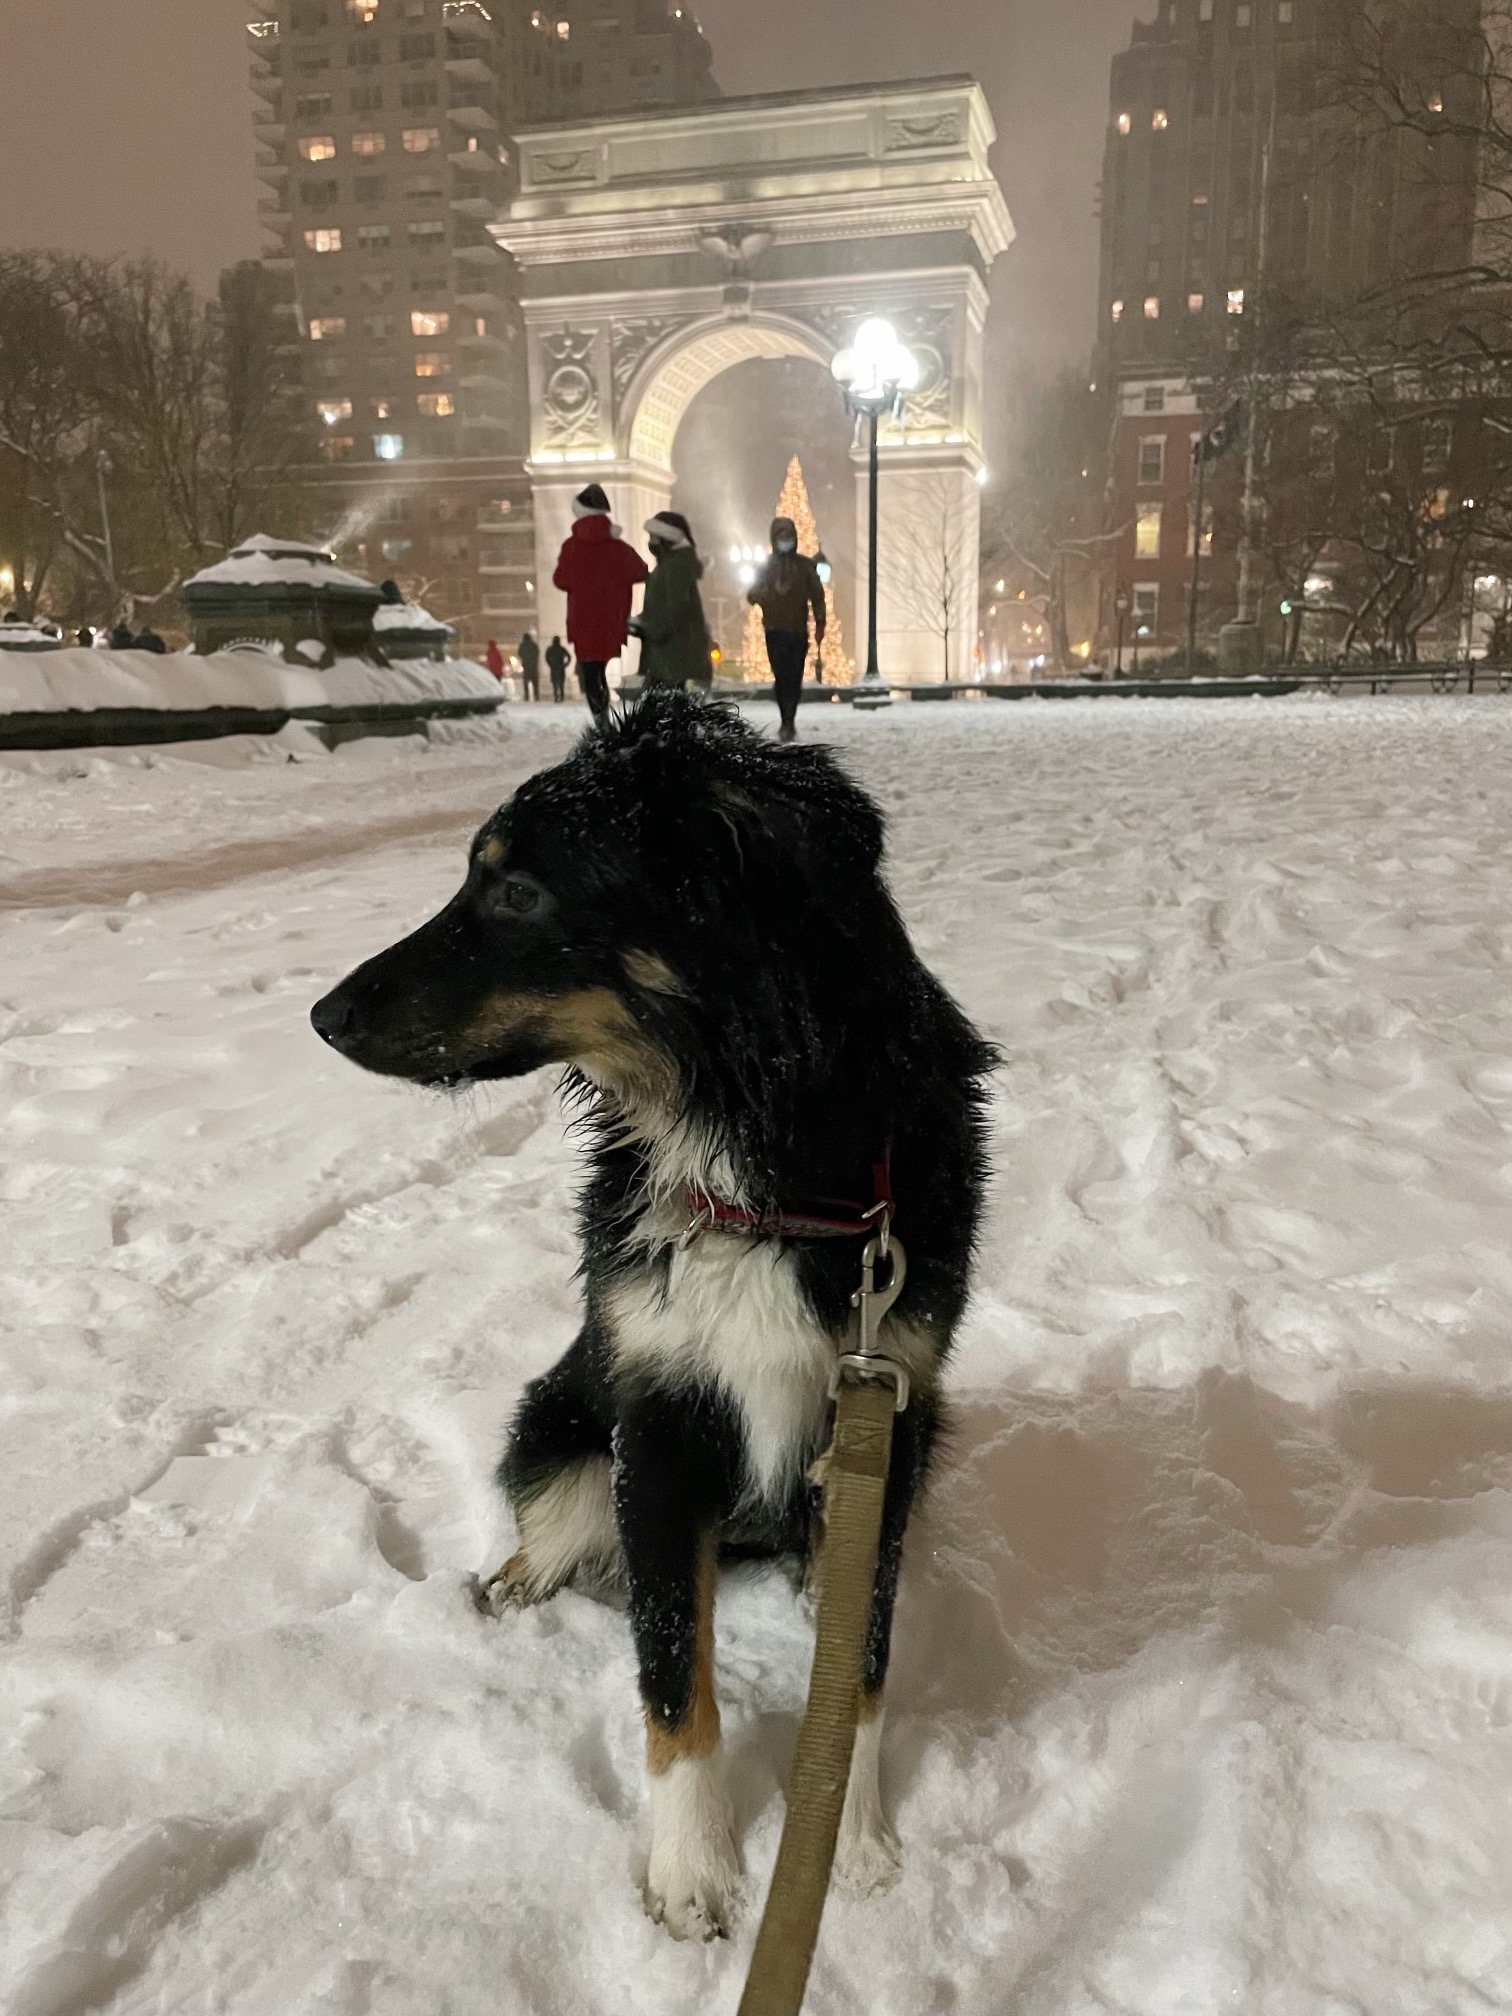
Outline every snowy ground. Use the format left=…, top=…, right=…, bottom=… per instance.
left=3, top=697, right=1512, bottom=2016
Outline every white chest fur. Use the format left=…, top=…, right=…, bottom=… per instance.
left=607, top=1233, right=835, bottom=1502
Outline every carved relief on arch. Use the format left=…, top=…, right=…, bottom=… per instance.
left=540, top=329, right=602, bottom=451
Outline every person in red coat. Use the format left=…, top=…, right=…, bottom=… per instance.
left=485, top=638, right=505, bottom=683
left=552, top=483, right=648, bottom=725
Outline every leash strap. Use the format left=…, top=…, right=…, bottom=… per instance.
left=737, top=1374, right=898, bottom=2016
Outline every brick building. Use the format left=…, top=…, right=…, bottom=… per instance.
left=1093, top=0, right=1482, bottom=661
left=242, top=0, right=716, bottom=657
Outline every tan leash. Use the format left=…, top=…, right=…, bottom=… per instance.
left=738, top=1235, right=909, bottom=2016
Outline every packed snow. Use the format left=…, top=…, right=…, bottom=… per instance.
left=0, top=648, right=499, bottom=718
left=2, top=697, right=1511, bottom=2016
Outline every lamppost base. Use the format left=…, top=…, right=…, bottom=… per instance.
left=852, top=674, right=893, bottom=711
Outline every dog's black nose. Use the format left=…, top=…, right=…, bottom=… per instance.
left=310, top=987, right=356, bottom=1049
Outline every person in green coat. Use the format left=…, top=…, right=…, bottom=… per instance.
left=631, top=513, right=713, bottom=691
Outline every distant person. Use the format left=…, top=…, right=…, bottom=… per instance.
left=545, top=634, right=570, bottom=704
left=77, top=626, right=95, bottom=648
left=518, top=630, right=540, bottom=702
left=109, top=622, right=135, bottom=650
left=485, top=637, right=506, bottom=683
left=134, top=627, right=167, bottom=655
left=631, top=513, right=713, bottom=694
left=552, top=482, right=648, bottom=727
left=747, top=515, right=826, bottom=744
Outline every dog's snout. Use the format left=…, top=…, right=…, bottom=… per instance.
left=310, top=985, right=357, bottom=1050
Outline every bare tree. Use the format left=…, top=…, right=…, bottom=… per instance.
left=885, top=473, right=971, bottom=681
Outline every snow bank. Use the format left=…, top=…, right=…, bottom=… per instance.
left=0, top=647, right=499, bottom=716
left=2, top=699, right=1511, bottom=2014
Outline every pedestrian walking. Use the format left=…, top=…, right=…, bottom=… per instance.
left=109, top=622, right=135, bottom=651
left=485, top=638, right=506, bottom=684
left=746, top=515, right=826, bottom=742
left=552, top=482, right=648, bottom=726
left=517, top=631, right=540, bottom=702
left=631, top=513, right=713, bottom=692
left=77, top=627, right=94, bottom=649
left=545, top=635, right=570, bottom=703
left=133, top=627, right=168, bottom=655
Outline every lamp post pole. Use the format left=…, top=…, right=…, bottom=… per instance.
left=831, top=318, right=919, bottom=712
left=95, top=449, right=118, bottom=622
left=865, top=407, right=881, bottom=684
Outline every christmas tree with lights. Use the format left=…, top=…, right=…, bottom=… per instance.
left=741, top=457, right=854, bottom=683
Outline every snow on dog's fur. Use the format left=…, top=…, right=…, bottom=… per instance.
left=312, top=690, right=994, bottom=1938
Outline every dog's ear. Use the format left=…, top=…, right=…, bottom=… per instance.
left=706, top=761, right=885, bottom=881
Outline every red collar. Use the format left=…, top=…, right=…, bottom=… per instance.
left=686, top=1156, right=894, bottom=1243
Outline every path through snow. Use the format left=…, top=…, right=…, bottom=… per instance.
left=2, top=699, right=1511, bottom=2015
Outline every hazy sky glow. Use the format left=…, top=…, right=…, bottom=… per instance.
left=3, top=0, right=1146, bottom=369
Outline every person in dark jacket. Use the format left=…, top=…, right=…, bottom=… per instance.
left=133, top=628, right=168, bottom=654
left=747, top=515, right=826, bottom=742
left=630, top=513, right=713, bottom=692
left=517, top=632, right=540, bottom=701
left=109, top=622, right=135, bottom=650
left=552, top=483, right=648, bottom=725
left=486, top=638, right=506, bottom=684
left=545, top=635, right=570, bottom=703
left=77, top=627, right=95, bottom=648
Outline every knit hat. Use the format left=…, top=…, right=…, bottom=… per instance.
left=645, top=512, right=693, bottom=548
left=572, top=483, right=612, bottom=519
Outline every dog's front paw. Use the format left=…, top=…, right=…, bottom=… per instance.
left=644, top=1856, right=740, bottom=1942
left=645, top=1758, right=740, bottom=1940
left=834, top=1818, right=903, bottom=1898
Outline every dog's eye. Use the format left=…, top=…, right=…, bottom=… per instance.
left=478, top=872, right=544, bottom=920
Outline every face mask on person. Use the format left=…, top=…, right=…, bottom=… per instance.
left=775, top=538, right=797, bottom=555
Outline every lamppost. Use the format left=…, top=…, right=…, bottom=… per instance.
left=1114, top=584, right=1130, bottom=676
left=814, top=550, right=831, bottom=682
left=831, top=317, right=920, bottom=710
left=95, top=449, right=118, bottom=622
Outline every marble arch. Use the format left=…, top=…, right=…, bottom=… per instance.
left=496, top=76, right=1014, bottom=681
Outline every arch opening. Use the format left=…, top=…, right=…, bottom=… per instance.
left=625, top=318, right=835, bottom=473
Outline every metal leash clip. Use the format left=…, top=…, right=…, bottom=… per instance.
left=831, top=1231, right=910, bottom=1412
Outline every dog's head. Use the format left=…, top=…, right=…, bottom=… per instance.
left=310, top=690, right=890, bottom=1106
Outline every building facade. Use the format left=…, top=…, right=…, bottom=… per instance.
left=1094, top=0, right=1482, bottom=661
left=242, top=0, right=716, bottom=657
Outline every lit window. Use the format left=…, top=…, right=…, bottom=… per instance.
left=1188, top=291, right=1205, bottom=313
left=1139, top=437, right=1167, bottom=485
left=474, top=316, right=488, bottom=337
left=1152, top=108, right=1169, bottom=131
left=309, top=316, right=346, bottom=339
left=403, top=126, right=441, bottom=151
left=411, top=309, right=449, bottom=335
left=1116, top=111, right=1132, bottom=135
left=555, top=17, right=570, bottom=35
left=299, top=135, right=337, bottom=161
left=1135, top=505, right=1163, bottom=559
left=1144, top=295, right=1161, bottom=319
left=1227, top=286, right=1246, bottom=314
left=317, top=398, right=353, bottom=426
left=320, top=435, right=355, bottom=462
left=414, top=350, right=450, bottom=376
left=1428, top=89, right=1444, bottom=114
left=1133, top=585, right=1159, bottom=636
left=347, top=0, right=379, bottom=18
left=1111, top=297, right=1125, bottom=322
left=381, top=539, right=413, bottom=563
left=304, top=228, right=343, bottom=252
left=373, top=397, right=394, bottom=418
left=374, top=432, right=405, bottom=459
left=352, top=130, right=386, bottom=154
left=418, top=391, right=456, bottom=415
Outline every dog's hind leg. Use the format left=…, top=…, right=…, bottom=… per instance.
left=615, top=1394, right=741, bottom=1942
left=834, top=1392, right=941, bottom=1897
left=483, top=1326, right=620, bottom=1614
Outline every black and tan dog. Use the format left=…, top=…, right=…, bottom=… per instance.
left=311, top=690, right=992, bottom=1939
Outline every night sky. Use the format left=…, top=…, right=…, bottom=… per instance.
left=3, top=0, right=1144, bottom=370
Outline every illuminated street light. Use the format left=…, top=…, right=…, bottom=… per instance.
left=831, top=317, right=920, bottom=706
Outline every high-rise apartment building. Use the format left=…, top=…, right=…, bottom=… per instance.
left=242, top=0, right=715, bottom=655
left=1093, top=0, right=1481, bottom=658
